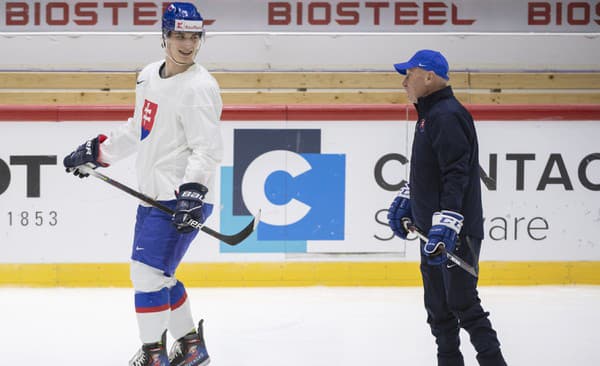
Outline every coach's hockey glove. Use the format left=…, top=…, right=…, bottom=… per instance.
left=387, top=184, right=413, bottom=240
left=63, top=134, right=108, bottom=178
left=173, top=183, right=209, bottom=234
left=423, top=210, right=464, bottom=265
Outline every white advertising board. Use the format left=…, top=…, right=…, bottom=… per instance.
left=2, top=1, right=598, bottom=72
left=1, top=0, right=599, bottom=32
left=0, top=118, right=598, bottom=263
left=1, top=32, right=598, bottom=72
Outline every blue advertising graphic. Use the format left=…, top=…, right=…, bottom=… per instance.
left=220, top=129, right=346, bottom=253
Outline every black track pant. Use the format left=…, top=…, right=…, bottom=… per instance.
left=420, top=236, right=507, bottom=366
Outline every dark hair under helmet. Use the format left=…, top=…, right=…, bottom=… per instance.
left=162, top=2, right=204, bottom=35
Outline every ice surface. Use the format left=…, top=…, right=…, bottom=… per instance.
left=1, top=286, right=598, bottom=365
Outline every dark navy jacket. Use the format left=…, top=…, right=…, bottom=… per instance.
left=410, top=86, right=484, bottom=239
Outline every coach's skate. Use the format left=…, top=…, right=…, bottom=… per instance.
left=169, top=319, right=210, bottom=366
left=129, top=331, right=169, bottom=366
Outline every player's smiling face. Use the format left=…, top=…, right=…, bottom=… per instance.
left=166, top=31, right=201, bottom=64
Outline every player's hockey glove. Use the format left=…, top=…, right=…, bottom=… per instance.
left=63, top=134, right=108, bottom=178
left=423, top=210, right=464, bottom=265
left=173, top=183, right=209, bottom=234
left=387, top=184, right=413, bottom=239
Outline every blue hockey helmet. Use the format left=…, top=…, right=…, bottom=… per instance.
left=162, top=2, right=204, bottom=35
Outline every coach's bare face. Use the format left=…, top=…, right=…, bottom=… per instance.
left=402, top=68, right=430, bottom=104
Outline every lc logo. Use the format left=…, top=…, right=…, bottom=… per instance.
left=221, top=129, right=345, bottom=253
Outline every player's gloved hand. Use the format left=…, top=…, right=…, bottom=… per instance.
left=387, top=184, right=413, bottom=239
left=173, top=182, right=209, bottom=234
left=423, top=210, right=464, bottom=265
left=63, top=134, right=108, bottom=178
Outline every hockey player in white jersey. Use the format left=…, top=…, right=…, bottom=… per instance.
left=63, top=3, right=221, bottom=366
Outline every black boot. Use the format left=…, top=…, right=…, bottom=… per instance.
left=129, top=331, right=169, bottom=366
left=169, top=319, right=210, bottom=366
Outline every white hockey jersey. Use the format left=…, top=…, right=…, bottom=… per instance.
left=99, top=61, right=224, bottom=204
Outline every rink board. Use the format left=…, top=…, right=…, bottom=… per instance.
left=0, top=104, right=599, bottom=286
left=1, top=261, right=599, bottom=287
left=2, top=31, right=599, bottom=73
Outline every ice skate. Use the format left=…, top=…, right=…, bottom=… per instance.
left=169, top=319, right=210, bottom=366
left=129, top=331, right=169, bottom=366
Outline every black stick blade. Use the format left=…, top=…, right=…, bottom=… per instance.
left=80, top=165, right=260, bottom=246
left=201, top=215, right=256, bottom=246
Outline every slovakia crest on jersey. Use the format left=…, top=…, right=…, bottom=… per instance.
left=141, top=99, right=158, bottom=140
left=418, top=118, right=426, bottom=133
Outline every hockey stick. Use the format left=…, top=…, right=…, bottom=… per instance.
left=402, top=219, right=478, bottom=278
left=78, top=165, right=259, bottom=246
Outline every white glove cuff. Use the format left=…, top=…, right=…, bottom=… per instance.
left=423, top=241, right=444, bottom=255
left=432, top=210, right=464, bottom=234
left=397, top=183, right=410, bottom=199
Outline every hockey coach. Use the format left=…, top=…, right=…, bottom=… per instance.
left=387, top=49, right=508, bottom=366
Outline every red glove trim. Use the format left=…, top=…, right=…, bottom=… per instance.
left=96, top=134, right=110, bottom=167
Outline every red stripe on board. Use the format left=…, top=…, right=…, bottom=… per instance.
left=55, top=105, right=133, bottom=121
left=286, top=104, right=408, bottom=120
left=223, top=105, right=287, bottom=120
left=170, top=291, right=188, bottom=311
left=0, top=105, right=132, bottom=121
left=0, top=105, right=59, bottom=121
left=135, top=303, right=171, bottom=314
left=0, top=104, right=598, bottom=122
left=407, top=104, right=600, bottom=121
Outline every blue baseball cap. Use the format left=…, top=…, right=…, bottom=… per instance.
left=393, top=49, right=449, bottom=80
